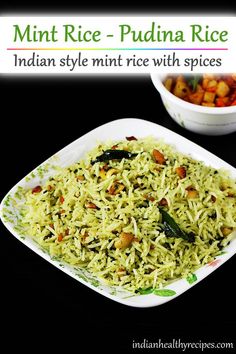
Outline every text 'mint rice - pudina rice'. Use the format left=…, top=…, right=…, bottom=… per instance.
left=22, top=137, right=236, bottom=292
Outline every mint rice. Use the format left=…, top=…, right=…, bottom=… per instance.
left=21, top=137, right=236, bottom=292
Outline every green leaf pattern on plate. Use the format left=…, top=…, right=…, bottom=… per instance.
left=186, top=273, right=197, bottom=284
left=153, top=289, right=176, bottom=296
left=139, top=287, right=154, bottom=295
left=139, top=288, right=176, bottom=297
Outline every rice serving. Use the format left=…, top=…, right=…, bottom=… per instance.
left=22, top=137, right=236, bottom=292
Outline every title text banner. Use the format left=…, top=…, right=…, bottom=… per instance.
left=0, top=16, right=235, bottom=73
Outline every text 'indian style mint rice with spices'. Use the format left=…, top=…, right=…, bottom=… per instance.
left=21, top=137, right=236, bottom=292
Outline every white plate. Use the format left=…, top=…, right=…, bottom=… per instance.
left=1, top=118, right=236, bottom=307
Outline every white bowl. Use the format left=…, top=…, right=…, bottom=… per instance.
left=151, top=73, right=236, bottom=136
left=1, top=118, right=236, bottom=307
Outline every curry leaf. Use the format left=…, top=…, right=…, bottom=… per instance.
left=159, top=207, right=195, bottom=243
left=91, top=149, right=138, bottom=164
